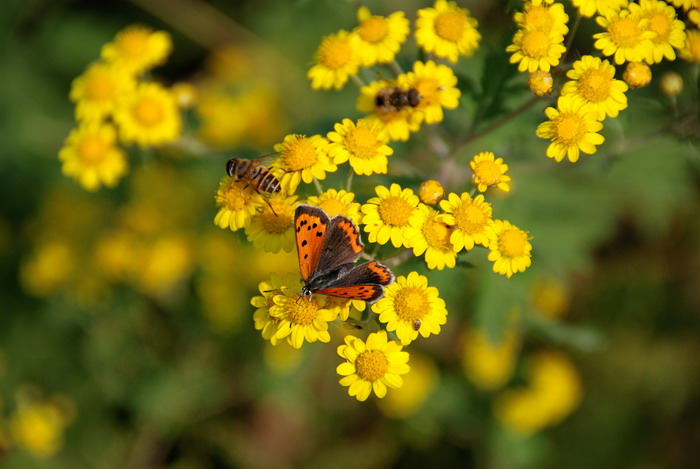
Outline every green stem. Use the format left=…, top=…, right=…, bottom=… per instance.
left=345, top=169, right=354, bottom=193
left=313, top=177, right=324, bottom=194
left=350, top=74, right=367, bottom=88
left=389, top=59, right=404, bottom=77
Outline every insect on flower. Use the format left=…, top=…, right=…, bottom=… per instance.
left=225, top=156, right=282, bottom=195
left=375, top=86, right=422, bottom=113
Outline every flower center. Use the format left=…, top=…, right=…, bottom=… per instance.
left=435, top=11, right=466, bottom=42
left=318, top=198, right=346, bottom=217
left=578, top=68, right=612, bottom=102
left=524, top=6, right=554, bottom=33
left=282, top=138, right=318, bottom=171
left=648, top=14, right=671, bottom=42
left=77, top=135, right=109, bottom=164
left=119, top=30, right=151, bottom=59
left=499, top=228, right=527, bottom=258
left=355, top=350, right=389, bottom=382
left=454, top=202, right=490, bottom=234
left=133, top=97, right=164, bottom=127
left=554, top=112, right=587, bottom=146
left=474, top=160, right=502, bottom=186
left=345, top=127, right=380, bottom=160
left=219, top=181, right=254, bottom=210
left=609, top=17, right=642, bottom=47
left=415, top=78, right=439, bottom=106
left=260, top=201, right=293, bottom=234
left=423, top=215, right=452, bottom=250
left=378, top=196, right=413, bottom=226
left=85, top=72, right=116, bottom=101
left=319, top=36, right=352, bottom=69
left=358, top=16, right=388, bottom=43
left=286, top=296, right=322, bottom=325
left=521, top=30, right=550, bottom=58
left=394, top=287, right=430, bottom=322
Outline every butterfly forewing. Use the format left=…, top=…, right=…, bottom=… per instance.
left=294, top=205, right=330, bottom=282
left=315, top=260, right=395, bottom=304
left=314, top=216, right=364, bottom=276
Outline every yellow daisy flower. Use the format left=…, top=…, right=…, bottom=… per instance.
left=528, top=70, right=554, bottom=96
left=58, top=122, right=128, bottom=191
left=308, top=30, right=361, bottom=90
left=113, top=82, right=182, bottom=148
left=594, top=5, right=657, bottom=64
left=689, top=9, right=700, bottom=28
left=271, top=286, right=338, bottom=349
left=272, top=134, right=336, bottom=193
left=536, top=95, right=605, bottom=163
left=409, top=204, right=456, bottom=270
left=439, top=192, right=495, bottom=251
left=461, top=325, right=521, bottom=392
left=399, top=60, right=461, bottom=125
left=101, top=24, right=172, bottom=74
left=354, top=7, right=410, bottom=66
left=326, top=118, right=393, bottom=176
left=418, top=179, right=445, bottom=206
left=361, top=183, right=421, bottom=248
left=665, top=0, right=696, bottom=11
left=213, top=176, right=263, bottom=231
left=470, top=151, right=512, bottom=193
left=561, top=56, right=629, bottom=120
left=639, top=0, right=686, bottom=63
left=252, top=273, right=299, bottom=346
left=570, top=0, right=628, bottom=18
left=623, top=61, right=653, bottom=87
left=337, top=330, right=410, bottom=401
left=374, top=271, right=448, bottom=345
left=515, top=0, right=569, bottom=36
left=680, top=29, right=700, bottom=63
left=69, top=62, right=135, bottom=122
left=245, top=194, right=298, bottom=253
left=305, top=188, right=362, bottom=225
left=506, top=28, right=566, bottom=73
left=415, top=0, right=481, bottom=63
left=488, top=220, right=533, bottom=277
left=357, top=80, right=422, bottom=142
left=324, top=296, right=365, bottom=322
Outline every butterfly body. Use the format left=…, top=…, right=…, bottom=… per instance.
left=295, top=204, right=394, bottom=303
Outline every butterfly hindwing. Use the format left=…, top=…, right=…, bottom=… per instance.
left=294, top=205, right=330, bottom=282
left=316, top=285, right=386, bottom=303
left=315, top=260, right=395, bottom=304
left=314, top=215, right=364, bottom=276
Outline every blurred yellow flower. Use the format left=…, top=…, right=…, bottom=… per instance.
left=571, top=0, right=628, bottom=17
left=415, top=0, right=481, bottom=63
left=488, top=220, right=532, bottom=278
left=361, top=183, right=421, bottom=248
left=58, top=122, right=128, bottom=191
left=305, top=188, right=362, bottom=225
left=470, top=151, right=511, bottom=193
left=561, top=56, right=628, bottom=121
left=101, top=24, right=172, bottom=73
left=263, top=340, right=305, bottom=374
left=461, top=325, right=521, bottom=391
left=418, top=179, right=445, bottom=206
left=69, top=62, right=135, bottom=121
left=528, top=70, right=554, bottom=96
left=272, top=134, right=336, bottom=193
left=515, top=0, right=569, bottom=36
left=399, top=60, right=460, bottom=124
left=532, top=277, right=570, bottom=318
left=439, top=192, right=495, bottom=251
left=357, top=80, right=422, bottom=141
left=327, top=118, right=393, bottom=175
left=659, top=71, right=684, bottom=97
left=354, top=7, right=410, bottom=67
left=308, top=30, right=361, bottom=90
left=114, top=82, right=182, bottom=147
left=214, top=177, right=263, bottom=232
left=337, top=330, right=410, bottom=401
left=20, top=240, right=75, bottom=297
left=134, top=234, right=194, bottom=297
left=623, top=61, right=653, bottom=88
left=378, top=352, right=439, bottom=418
left=680, top=29, right=700, bottom=63
left=639, top=0, right=686, bottom=63
left=10, top=395, right=74, bottom=459
left=594, top=5, right=656, bottom=64
left=271, top=286, right=338, bottom=349
left=506, top=28, right=566, bottom=73
left=373, top=271, right=448, bottom=345
left=409, top=203, right=457, bottom=270
left=245, top=194, right=298, bottom=253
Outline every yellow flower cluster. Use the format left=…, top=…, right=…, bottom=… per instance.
left=60, top=25, right=182, bottom=190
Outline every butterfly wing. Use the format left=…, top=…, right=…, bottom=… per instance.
left=316, top=260, right=395, bottom=304
left=294, top=204, right=330, bottom=282
left=314, top=215, right=364, bottom=276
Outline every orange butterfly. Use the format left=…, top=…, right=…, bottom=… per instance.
left=295, top=204, right=394, bottom=303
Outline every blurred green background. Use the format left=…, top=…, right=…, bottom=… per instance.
left=2, top=0, right=700, bottom=467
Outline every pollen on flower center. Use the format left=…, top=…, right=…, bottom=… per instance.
left=319, top=37, right=352, bottom=69
left=287, top=296, right=321, bottom=325
left=500, top=229, right=527, bottom=257
left=119, top=31, right=150, bottom=58
left=454, top=204, right=489, bottom=233
left=394, top=288, right=430, bottom=321
left=609, top=18, right=641, bottom=47
left=133, top=97, right=164, bottom=126
left=474, top=160, right=502, bottom=186
left=77, top=136, right=108, bottom=164
left=346, top=127, right=380, bottom=159
left=318, top=199, right=345, bottom=216
left=648, top=15, right=670, bottom=40
left=355, top=350, right=389, bottom=381
left=378, top=196, right=413, bottom=226
left=261, top=205, right=292, bottom=234
left=283, top=139, right=318, bottom=171
left=521, top=30, right=550, bottom=57
left=423, top=217, right=452, bottom=249
left=525, top=7, right=553, bottom=31
left=359, top=17, right=389, bottom=43
left=435, top=11, right=466, bottom=42
left=555, top=113, right=586, bottom=145
left=415, top=79, right=439, bottom=104
left=85, top=74, right=115, bottom=101
left=579, top=69, right=611, bottom=102
left=219, top=182, right=252, bottom=210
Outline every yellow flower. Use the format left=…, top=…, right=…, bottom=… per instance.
left=623, top=61, right=653, bottom=87
left=134, top=234, right=194, bottom=298
left=690, top=9, right=700, bottom=28
left=680, top=29, right=700, bottom=63
left=536, top=95, right=605, bottom=163
left=113, top=82, right=182, bottom=147
left=439, top=192, right=495, bottom=251
left=594, top=5, right=657, bottom=64
left=58, top=122, right=128, bottom=191
left=528, top=70, right=554, bottom=96
left=570, top=0, right=628, bottom=17
left=324, top=296, right=366, bottom=322
left=374, top=271, right=448, bottom=345
left=354, top=7, right=410, bottom=66
left=326, top=118, right=393, bottom=175
left=639, top=0, right=687, bottom=63
left=399, top=61, right=461, bottom=124
left=506, top=28, right=566, bottom=73
left=418, top=179, right=445, bottom=206
left=10, top=395, right=73, bottom=459
left=101, top=24, right=172, bottom=73
left=659, top=71, right=684, bottom=97
left=271, top=286, right=338, bottom=349
left=69, top=62, right=135, bottom=121
left=415, top=0, right=481, bottom=63
left=337, top=330, right=410, bottom=401
left=213, top=176, right=263, bottom=231
left=409, top=204, right=457, bottom=270
left=377, top=352, right=439, bottom=418
left=20, top=240, right=75, bottom=297
left=668, top=0, right=698, bottom=10
left=561, top=55, right=629, bottom=120
left=461, top=325, right=521, bottom=391
left=361, top=183, right=421, bottom=248
left=252, top=273, right=299, bottom=345
left=488, top=219, right=532, bottom=278
left=357, top=80, right=422, bottom=141
left=245, top=194, right=298, bottom=253
left=470, top=151, right=511, bottom=192
left=308, top=30, right=361, bottom=90
left=532, top=277, right=570, bottom=318
left=272, top=134, right=336, bottom=193
left=305, top=188, right=362, bottom=225
left=515, top=0, right=569, bottom=36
